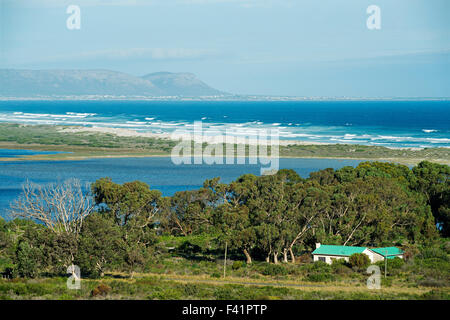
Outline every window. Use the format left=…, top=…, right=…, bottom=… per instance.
left=319, top=257, right=326, bottom=262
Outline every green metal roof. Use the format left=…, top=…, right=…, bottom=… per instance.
left=312, top=245, right=367, bottom=256
left=371, top=247, right=403, bottom=257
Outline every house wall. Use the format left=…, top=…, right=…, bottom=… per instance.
left=371, top=252, right=385, bottom=263
left=362, top=249, right=376, bottom=263
left=313, top=255, right=349, bottom=264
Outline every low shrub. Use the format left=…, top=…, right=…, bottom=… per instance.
left=332, top=264, right=353, bottom=275
left=381, top=277, right=392, bottom=287
left=420, top=290, right=450, bottom=300
left=443, top=241, right=450, bottom=254
left=261, top=264, right=288, bottom=276
left=232, top=261, right=245, bottom=270
left=417, top=278, right=447, bottom=288
left=91, top=283, right=112, bottom=297
left=150, top=287, right=183, bottom=300
left=376, top=257, right=404, bottom=271
left=214, top=287, right=234, bottom=300
left=306, top=273, right=335, bottom=282
left=349, top=253, right=371, bottom=270
left=296, top=254, right=312, bottom=264
left=182, top=284, right=200, bottom=296
left=417, top=247, right=448, bottom=261
left=306, top=261, right=332, bottom=273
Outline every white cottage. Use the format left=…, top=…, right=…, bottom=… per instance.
left=311, top=243, right=403, bottom=264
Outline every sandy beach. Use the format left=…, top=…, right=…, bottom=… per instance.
left=59, top=126, right=328, bottom=147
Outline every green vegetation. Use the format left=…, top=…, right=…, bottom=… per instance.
left=0, top=123, right=176, bottom=151
left=0, top=161, right=449, bottom=299
left=0, top=123, right=177, bottom=160
left=0, top=123, right=449, bottom=164
left=1, top=275, right=448, bottom=300
left=281, top=144, right=450, bottom=164
left=349, top=253, right=371, bottom=270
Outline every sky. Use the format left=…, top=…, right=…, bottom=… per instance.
left=0, top=0, right=449, bottom=97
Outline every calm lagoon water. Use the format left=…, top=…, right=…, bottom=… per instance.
left=0, top=157, right=366, bottom=218
left=0, top=149, right=68, bottom=158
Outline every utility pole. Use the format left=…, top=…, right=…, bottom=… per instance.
left=223, top=242, right=228, bottom=278
left=384, top=250, right=387, bottom=278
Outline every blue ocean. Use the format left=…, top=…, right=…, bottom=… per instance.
left=0, top=100, right=449, bottom=148
left=0, top=100, right=449, bottom=218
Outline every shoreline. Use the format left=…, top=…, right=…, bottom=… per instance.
left=59, top=126, right=330, bottom=147
left=0, top=123, right=449, bottom=165
left=0, top=142, right=448, bottom=166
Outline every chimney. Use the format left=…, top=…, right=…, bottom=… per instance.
left=315, top=243, right=321, bottom=249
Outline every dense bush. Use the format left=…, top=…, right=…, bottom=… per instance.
left=417, top=247, right=448, bottom=260
left=296, top=253, right=312, bottom=264
left=303, top=260, right=335, bottom=282
left=306, top=261, right=332, bottom=273
left=76, top=213, right=124, bottom=277
left=261, top=263, right=289, bottom=276
left=331, top=259, right=352, bottom=275
left=349, top=253, right=371, bottom=270
left=418, top=278, right=447, bottom=288
left=91, top=283, right=112, bottom=297
left=15, top=241, right=43, bottom=278
left=232, top=261, right=245, bottom=270
left=177, top=241, right=202, bottom=256
left=375, top=257, right=404, bottom=271
left=306, top=273, right=335, bottom=282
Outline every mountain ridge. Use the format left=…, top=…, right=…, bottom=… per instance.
left=0, top=69, right=227, bottom=98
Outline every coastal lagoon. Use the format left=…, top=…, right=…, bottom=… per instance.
left=0, top=157, right=366, bottom=218
left=0, top=100, right=448, bottom=217
left=0, top=149, right=69, bottom=158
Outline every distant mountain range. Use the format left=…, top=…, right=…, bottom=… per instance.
left=0, top=69, right=227, bottom=98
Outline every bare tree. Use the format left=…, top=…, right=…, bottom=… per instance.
left=10, top=178, right=93, bottom=236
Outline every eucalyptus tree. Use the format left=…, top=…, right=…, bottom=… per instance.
left=77, top=212, right=124, bottom=277
left=212, top=174, right=259, bottom=264
left=162, top=188, right=215, bottom=236
left=91, top=178, right=163, bottom=276
left=412, top=161, right=450, bottom=237
left=92, top=178, right=162, bottom=243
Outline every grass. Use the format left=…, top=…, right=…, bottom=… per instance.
left=0, top=123, right=449, bottom=165
left=0, top=272, right=447, bottom=300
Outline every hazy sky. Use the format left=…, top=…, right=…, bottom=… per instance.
left=0, top=0, right=449, bottom=97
